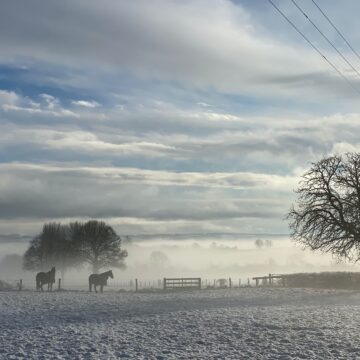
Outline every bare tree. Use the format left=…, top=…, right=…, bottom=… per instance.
left=149, top=251, right=169, bottom=268
left=288, top=153, right=360, bottom=261
left=23, top=222, right=81, bottom=278
left=265, top=239, right=273, bottom=248
left=255, top=238, right=264, bottom=249
left=78, top=220, right=127, bottom=273
left=23, top=235, right=43, bottom=270
left=24, top=223, right=64, bottom=271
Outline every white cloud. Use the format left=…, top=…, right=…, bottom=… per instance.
left=2, top=104, right=79, bottom=118
left=0, top=0, right=355, bottom=100
left=331, top=142, right=360, bottom=154
left=0, top=90, right=19, bottom=105
left=0, top=162, right=294, bottom=237
left=71, top=100, right=101, bottom=108
left=40, top=93, right=58, bottom=109
left=197, top=102, right=212, bottom=107
left=0, top=91, right=79, bottom=118
left=1, top=0, right=360, bottom=238
left=0, top=162, right=298, bottom=192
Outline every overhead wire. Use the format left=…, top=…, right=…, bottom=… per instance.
left=311, top=0, right=360, bottom=63
left=290, top=0, right=360, bottom=80
left=266, top=0, right=360, bottom=96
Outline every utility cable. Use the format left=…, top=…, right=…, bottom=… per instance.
left=311, top=0, right=360, bottom=63
left=266, top=0, right=360, bottom=95
left=291, top=0, right=360, bottom=80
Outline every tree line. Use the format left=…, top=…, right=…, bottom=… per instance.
left=23, top=220, right=127, bottom=277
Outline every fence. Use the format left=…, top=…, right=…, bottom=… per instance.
left=163, top=277, right=201, bottom=290
left=2, top=277, right=253, bottom=292
left=7, top=272, right=360, bottom=291
left=252, top=274, right=286, bottom=287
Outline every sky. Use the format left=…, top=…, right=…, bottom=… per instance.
left=1, top=0, right=360, bottom=239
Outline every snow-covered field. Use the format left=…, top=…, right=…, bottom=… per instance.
left=1, top=288, right=360, bottom=359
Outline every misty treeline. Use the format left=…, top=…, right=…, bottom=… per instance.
left=254, top=239, right=272, bottom=249
left=23, top=220, right=127, bottom=277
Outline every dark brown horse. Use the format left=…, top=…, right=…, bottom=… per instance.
left=36, top=267, right=56, bottom=291
left=89, top=270, right=113, bottom=293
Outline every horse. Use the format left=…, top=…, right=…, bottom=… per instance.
left=89, top=270, right=113, bottom=293
left=36, top=267, right=56, bottom=291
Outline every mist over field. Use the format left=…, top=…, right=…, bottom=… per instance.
left=1, top=233, right=358, bottom=285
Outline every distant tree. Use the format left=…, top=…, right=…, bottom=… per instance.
left=123, top=235, right=132, bottom=244
left=59, top=223, right=83, bottom=278
left=288, top=153, right=360, bottom=262
left=23, top=220, right=128, bottom=275
left=255, top=238, right=264, bottom=249
left=265, top=239, right=273, bottom=248
left=149, top=251, right=169, bottom=268
left=24, top=223, right=64, bottom=271
left=23, top=222, right=81, bottom=278
left=23, top=235, right=43, bottom=270
left=78, top=220, right=127, bottom=273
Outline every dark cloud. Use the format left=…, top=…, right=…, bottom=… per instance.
left=0, top=164, right=290, bottom=224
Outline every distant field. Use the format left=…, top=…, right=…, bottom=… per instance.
left=1, top=288, right=360, bottom=359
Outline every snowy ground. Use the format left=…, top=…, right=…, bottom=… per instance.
left=1, top=288, right=360, bottom=359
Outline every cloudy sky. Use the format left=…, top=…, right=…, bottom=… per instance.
left=1, top=0, right=360, bottom=238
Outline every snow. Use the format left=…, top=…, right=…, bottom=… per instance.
left=1, top=287, right=360, bottom=359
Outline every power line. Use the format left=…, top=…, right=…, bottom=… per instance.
left=311, top=0, right=360, bottom=63
left=266, top=0, right=360, bottom=96
left=291, top=0, right=360, bottom=80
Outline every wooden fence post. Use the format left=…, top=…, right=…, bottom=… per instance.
left=229, top=278, right=232, bottom=288
left=163, top=278, right=166, bottom=290
left=58, top=278, right=61, bottom=291
left=135, top=278, right=138, bottom=292
left=19, top=279, right=22, bottom=291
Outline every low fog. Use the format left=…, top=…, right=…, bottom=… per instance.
left=1, top=234, right=359, bottom=287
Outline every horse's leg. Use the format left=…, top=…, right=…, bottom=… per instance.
left=40, top=283, right=43, bottom=292
left=94, top=285, right=97, bottom=293
left=100, top=285, right=103, bottom=293
left=89, top=282, right=92, bottom=292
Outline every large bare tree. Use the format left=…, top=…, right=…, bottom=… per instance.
left=78, top=220, right=128, bottom=273
left=288, top=153, right=360, bottom=261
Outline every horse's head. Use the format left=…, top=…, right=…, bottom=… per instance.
left=50, top=267, right=56, bottom=280
left=109, top=270, right=114, bottom=279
